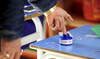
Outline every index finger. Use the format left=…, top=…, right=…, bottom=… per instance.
left=60, top=17, right=67, bottom=35
left=62, top=26, right=67, bottom=35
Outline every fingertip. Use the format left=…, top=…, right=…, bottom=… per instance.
left=70, top=17, right=74, bottom=21
left=62, top=27, right=67, bottom=35
left=65, top=15, right=74, bottom=21
left=62, top=31, right=67, bottom=35
left=64, top=32, right=67, bottom=35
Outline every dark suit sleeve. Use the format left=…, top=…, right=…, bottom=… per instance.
left=0, top=0, right=26, bottom=40
left=28, top=0, right=57, bottom=13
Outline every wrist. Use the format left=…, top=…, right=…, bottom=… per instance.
left=44, top=5, right=57, bottom=16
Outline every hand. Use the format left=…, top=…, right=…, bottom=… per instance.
left=0, top=38, right=21, bottom=59
left=46, top=7, right=73, bottom=34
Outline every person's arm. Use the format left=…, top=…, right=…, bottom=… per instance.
left=28, top=0, right=57, bottom=13
left=28, top=0, right=73, bottom=34
left=0, top=0, right=26, bottom=59
left=0, top=0, right=26, bottom=40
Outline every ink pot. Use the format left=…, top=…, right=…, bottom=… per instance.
left=59, top=34, right=73, bottom=46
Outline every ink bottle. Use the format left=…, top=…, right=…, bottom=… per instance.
left=59, top=33, right=73, bottom=46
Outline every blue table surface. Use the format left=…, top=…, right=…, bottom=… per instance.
left=31, top=25, right=100, bottom=59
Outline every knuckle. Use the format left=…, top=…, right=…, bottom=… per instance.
left=48, top=24, right=54, bottom=27
left=68, top=15, right=71, bottom=17
left=56, top=25, right=59, bottom=28
left=59, top=20, right=63, bottom=22
left=49, top=26, right=53, bottom=29
left=54, top=27, right=57, bottom=30
left=51, top=27, right=55, bottom=30
left=61, top=28, right=64, bottom=30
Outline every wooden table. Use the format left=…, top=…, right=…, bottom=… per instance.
left=24, top=12, right=43, bottom=21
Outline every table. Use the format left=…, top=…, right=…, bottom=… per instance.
left=24, top=11, right=43, bottom=21
left=30, top=25, right=100, bottom=59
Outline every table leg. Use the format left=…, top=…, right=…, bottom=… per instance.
left=37, top=49, right=44, bottom=59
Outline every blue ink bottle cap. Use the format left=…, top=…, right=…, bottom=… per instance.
left=59, top=33, right=73, bottom=46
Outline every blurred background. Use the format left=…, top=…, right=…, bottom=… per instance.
left=21, top=0, right=100, bottom=59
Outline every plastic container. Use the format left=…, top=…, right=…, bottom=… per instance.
left=59, top=34, right=73, bottom=46
left=83, top=0, right=100, bottom=22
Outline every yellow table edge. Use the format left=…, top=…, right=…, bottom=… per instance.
left=24, top=13, right=43, bottom=21
left=30, top=45, right=93, bottom=59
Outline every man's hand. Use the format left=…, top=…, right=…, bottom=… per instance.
left=46, top=7, right=73, bottom=34
left=0, top=38, right=21, bottom=59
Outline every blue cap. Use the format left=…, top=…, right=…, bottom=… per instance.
left=60, top=34, right=72, bottom=40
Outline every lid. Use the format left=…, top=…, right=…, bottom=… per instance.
left=60, top=34, right=72, bottom=40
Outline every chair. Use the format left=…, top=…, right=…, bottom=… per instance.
left=21, top=15, right=45, bottom=46
left=19, top=3, right=45, bottom=59
left=21, top=3, right=44, bottom=46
